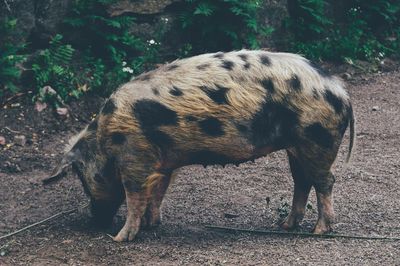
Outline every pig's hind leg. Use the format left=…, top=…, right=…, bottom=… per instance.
left=283, top=144, right=339, bottom=234
left=280, top=150, right=312, bottom=230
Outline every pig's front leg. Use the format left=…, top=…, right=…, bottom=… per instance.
left=142, top=172, right=172, bottom=229
left=113, top=179, right=148, bottom=242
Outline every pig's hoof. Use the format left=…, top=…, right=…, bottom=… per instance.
left=280, top=217, right=298, bottom=231
left=312, top=224, right=332, bottom=235
left=113, top=226, right=139, bottom=242
left=313, top=221, right=332, bottom=235
left=280, top=221, right=293, bottom=230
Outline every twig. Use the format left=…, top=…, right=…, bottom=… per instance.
left=4, top=0, right=11, bottom=12
left=0, top=203, right=89, bottom=241
left=1, top=92, right=27, bottom=107
left=4, top=127, right=21, bottom=134
left=0, top=239, right=15, bottom=250
left=205, top=225, right=400, bottom=241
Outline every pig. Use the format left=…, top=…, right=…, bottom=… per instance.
left=45, top=50, right=355, bottom=242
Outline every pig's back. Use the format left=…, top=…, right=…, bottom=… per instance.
left=99, top=50, right=351, bottom=167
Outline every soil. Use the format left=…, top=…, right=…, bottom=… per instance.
left=1, top=67, right=400, bottom=265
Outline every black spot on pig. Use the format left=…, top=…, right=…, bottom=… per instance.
left=152, top=88, right=160, bottom=96
left=134, top=100, right=178, bottom=128
left=236, top=124, right=248, bottom=133
left=238, top=54, right=248, bottom=62
left=324, top=90, right=344, bottom=114
left=304, top=123, right=334, bottom=149
left=169, top=86, right=183, bottom=96
left=133, top=100, right=177, bottom=148
left=260, top=54, right=271, bottom=66
left=101, top=99, right=116, bottom=115
left=221, top=60, right=234, bottom=70
left=237, top=54, right=250, bottom=69
left=111, top=132, right=126, bottom=145
left=197, top=63, right=210, bottom=70
left=201, top=85, right=229, bottom=104
left=185, top=115, right=198, bottom=122
left=312, top=88, right=320, bottom=99
left=250, top=102, right=299, bottom=149
left=199, top=117, right=224, bottom=137
left=289, top=75, right=302, bottom=91
left=146, top=130, right=174, bottom=149
left=166, top=64, right=179, bottom=71
left=261, top=79, right=275, bottom=94
left=213, top=52, right=224, bottom=59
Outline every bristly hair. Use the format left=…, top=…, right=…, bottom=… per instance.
left=64, top=128, right=91, bottom=153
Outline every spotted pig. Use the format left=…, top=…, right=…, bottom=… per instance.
left=46, top=50, right=355, bottom=242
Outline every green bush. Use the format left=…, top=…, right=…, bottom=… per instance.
left=287, top=0, right=400, bottom=61
left=32, top=34, right=78, bottom=101
left=1, top=0, right=400, bottom=103
left=63, top=0, right=164, bottom=96
left=0, top=17, right=25, bottom=98
left=176, top=0, right=273, bottom=54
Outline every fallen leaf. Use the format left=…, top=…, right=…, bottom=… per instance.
left=35, top=101, right=47, bottom=112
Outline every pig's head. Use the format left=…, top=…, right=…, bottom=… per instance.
left=45, top=125, right=124, bottom=228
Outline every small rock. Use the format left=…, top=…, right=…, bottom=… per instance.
left=41, top=86, right=57, bottom=96
left=0, top=136, right=5, bottom=145
left=57, top=107, right=69, bottom=117
left=14, top=135, right=26, bottom=146
left=372, top=106, right=380, bottom=111
left=342, top=72, right=352, bottom=80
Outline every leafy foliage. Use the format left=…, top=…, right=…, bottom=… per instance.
left=63, top=0, right=165, bottom=95
left=0, top=17, right=26, bottom=98
left=287, top=0, right=400, bottom=61
left=1, top=0, right=400, bottom=103
left=31, top=34, right=81, bottom=102
left=177, top=0, right=273, bottom=54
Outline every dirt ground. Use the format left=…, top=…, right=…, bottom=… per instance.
left=1, top=66, right=400, bottom=265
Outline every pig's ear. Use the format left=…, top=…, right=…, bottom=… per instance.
left=42, top=151, right=78, bottom=185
